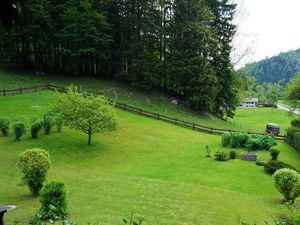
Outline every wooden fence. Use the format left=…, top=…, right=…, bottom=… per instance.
left=0, top=84, right=286, bottom=141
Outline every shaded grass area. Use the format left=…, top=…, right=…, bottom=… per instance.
left=0, top=65, right=237, bottom=130
left=228, top=107, right=296, bottom=134
left=1, top=91, right=300, bottom=224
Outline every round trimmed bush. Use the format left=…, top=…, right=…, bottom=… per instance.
left=264, top=160, right=297, bottom=174
left=31, top=120, right=43, bottom=138
left=18, top=149, right=51, bottom=196
left=12, top=120, right=26, bottom=141
left=270, top=148, right=280, bottom=160
left=273, top=168, right=300, bottom=203
left=229, top=150, right=237, bottom=159
left=0, top=117, right=9, bottom=136
left=38, top=181, right=67, bottom=220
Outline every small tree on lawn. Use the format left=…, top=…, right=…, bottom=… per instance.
left=52, top=86, right=117, bottom=145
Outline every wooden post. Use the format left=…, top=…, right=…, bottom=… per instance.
left=34, top=86, right=37, bottom=92
left=192, top=122, right=195, bottom=130
left=211, top=127, right=213, bottom=134
left=140, top=109, right=142, bottom=115
left=20, top=87, right=22, bottom=94
left=3, top=89, right=5, bottom=96
left=175, top=118, right=177, bottom=125
left=157, top=113, right=160, bottom=119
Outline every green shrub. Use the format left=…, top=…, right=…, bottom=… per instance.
left=256, top=160, right=266, bottom=167
left=291, top=119, right=300, bottom=128
left=18, top=149, right=51, bottom=196
left=0, top=117, right=9, bottom=136
left=229, top=150, right=237, bottom=159
left=214, top=151, right=229, bottom=161
left=270, top=148, right=280, bottom=160
left=123, top=212, right=144, bottom=225
left=221, top=133, right=231, bottom=147
left=245, top=138, right=261, bottom=150
left=264, top=160, right=297, bottom=174
left=12, top=120, right=26, bottom=141
left=38, top=181, right=67, bottom=220
left=289, top=214, right=300, bottom=225
left=286, top=127, right=300, bottom=153
left=273, top=168, right=300, bottom=203
left=230, top=132, right=249, bottom=148
left=245, top=134, right=277, bottom=150
left=31, top=120, right=43, bottom=138
left=295, top=133, right=300, bottom=153
left=43, top=115, right=54, bottom=135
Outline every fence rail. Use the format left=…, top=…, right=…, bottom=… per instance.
left=0, top=84, right=286, bottom=141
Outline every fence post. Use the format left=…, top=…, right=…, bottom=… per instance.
left=175, top=118, right=177, bottom=125
left=34, top=86, right=37, bottom=92
left=140, top=109, right=142, bottom=115
left=20, top=87, right=22, bottom=94
left=157, top=113, right=160, bottom=120
left=211, top=127, right=213, bottom=134
left=3, top=89, right=5, bottom=96
left=192, top=122, right=195, bottom=130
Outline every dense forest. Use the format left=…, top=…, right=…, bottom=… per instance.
left=0, top=0, right=239, bottom=118
left=240, top=48, right=300, bottom=84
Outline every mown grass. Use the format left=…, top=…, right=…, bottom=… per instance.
left=1, top=91, right=300, bottom=225
left=0, top=65, right=237, bottom=130
left=228, top=107, right=297, bottom=134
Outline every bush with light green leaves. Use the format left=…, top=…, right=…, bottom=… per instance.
left=18, top=149, right=51, bottom=196
left=273, top=168, right=300, bottom=204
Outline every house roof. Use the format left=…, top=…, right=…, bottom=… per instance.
left=241, top=98, right=258, bottom=103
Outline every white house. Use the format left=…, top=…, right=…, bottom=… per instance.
left=240, top=98, right=258, bottom=108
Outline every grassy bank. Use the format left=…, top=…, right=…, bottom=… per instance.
left=0, top=91, right=300, bottom=224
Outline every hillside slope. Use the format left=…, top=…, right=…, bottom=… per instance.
left=240, top=48, right=300, bottom=84
left=0, top=65, right=238, bottom=130
left=1, top=91, right=300, bottom=224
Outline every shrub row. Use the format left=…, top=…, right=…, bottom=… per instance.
left=222, top=132, right=277, bottom=150
left=0, top=113, right=63, bottom=141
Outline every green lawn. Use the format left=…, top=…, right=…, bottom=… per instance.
left=1, top=91, right=300, bottom=225
left=228, top=107, right=297, bottom=134
left=0, top=65, right=237, bottom=130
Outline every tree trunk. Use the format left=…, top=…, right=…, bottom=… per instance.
left=88, top=132, right=92, bottom=145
